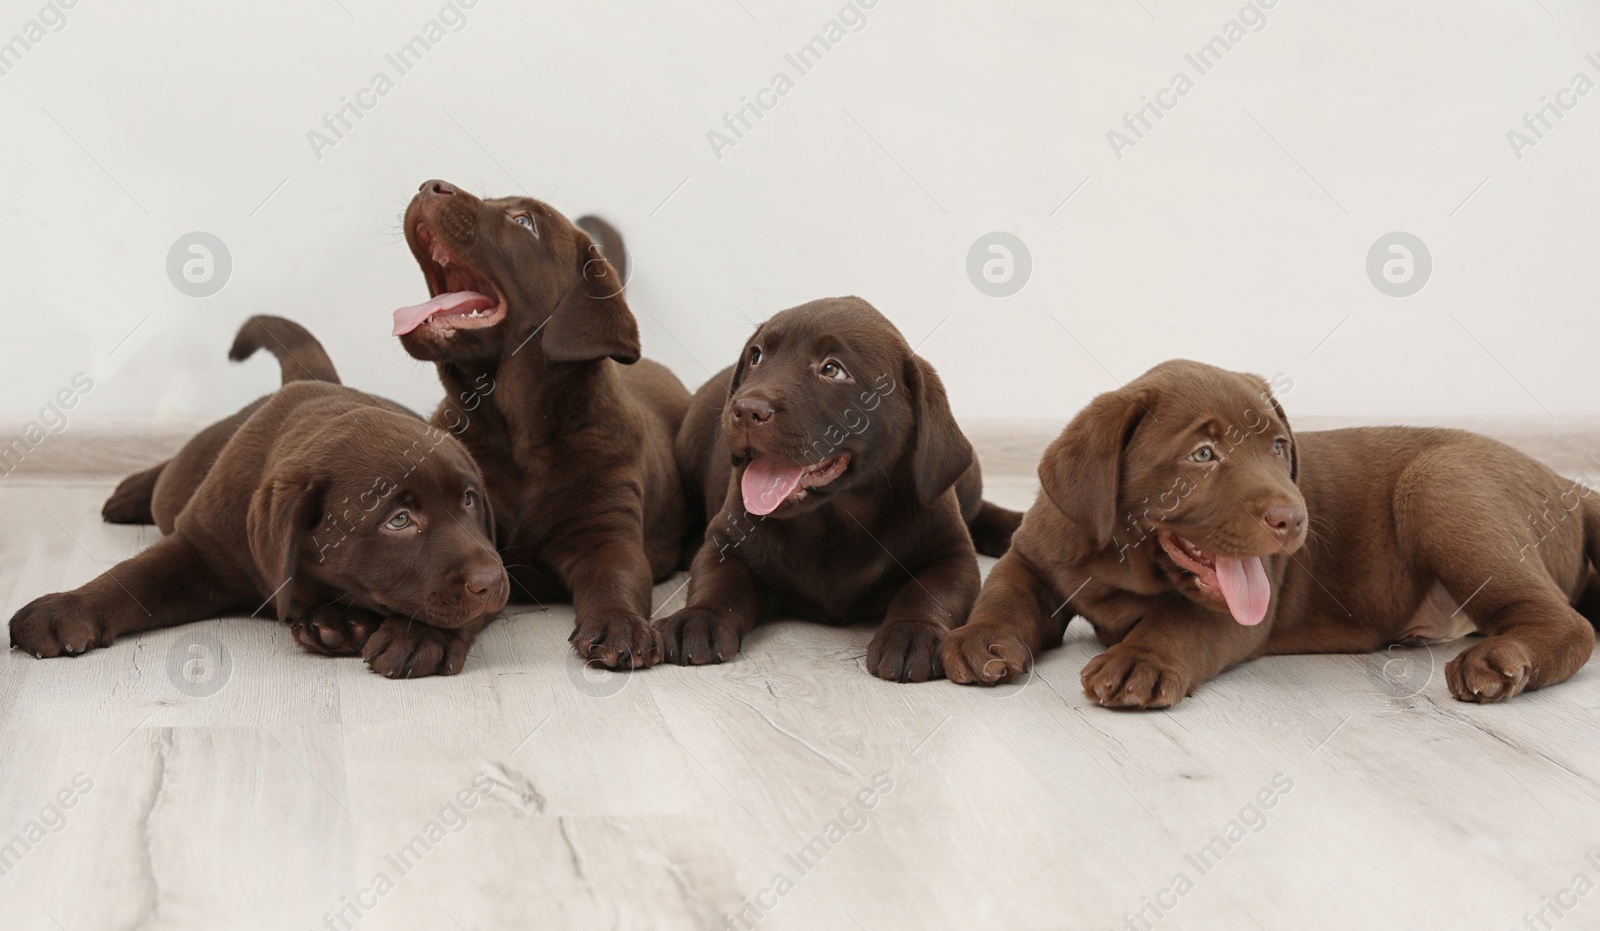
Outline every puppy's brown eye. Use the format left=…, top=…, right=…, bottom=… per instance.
left=385, top=511, right=412, bottom=531
left=1189, top=446, right=1216, bottom=463
left=464, top=490, right=479, bottom=509
left=748, top=346, right=762, bottom=366
left=819, top=360, right=849, bottom=381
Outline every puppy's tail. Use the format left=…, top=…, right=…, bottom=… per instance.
left=228, top=315, right=341, bottom=386
left=576, top=215, right=628, bottom=289
left=968, top=500, right=1024, bottom=558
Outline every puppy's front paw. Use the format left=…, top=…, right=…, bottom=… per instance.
left=656, top=607, right=742, bottom=665
left=1446, top=637, right=1533, bottom=703
left=868, top=621, right=945, bottom=683
left=1081, top=645, right=1190, bottom=709
left=10, top=593, right=105, bottom=659
left=571, top=611, right=661, bottom=670
left=362, top=618, right=473, bottom=678
left=941, top=624, right=1032, bottom=686
left=290, top=606, right=379, bottom=657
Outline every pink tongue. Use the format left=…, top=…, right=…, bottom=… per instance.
left=741, top=456, right=806, bottom=516
left=392, top=291, right=495, bottom=336
left=1214, top=555, right=1271, bottom=626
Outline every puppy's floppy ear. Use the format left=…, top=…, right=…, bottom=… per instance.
left=1039, top=388, right=1150, bottom=551
left=727, top=326, right=763, bottom=398
left=1256, top=377, right=1298, bottom=483
left=246, top=474, right=325, bottom=623
left=476, top=486, right=497, bottom=542
left=540, top=234, right=641, bottom=364
left=903, top=355, right=974, bottom=506
left=466, top=456, right=497, bottom=542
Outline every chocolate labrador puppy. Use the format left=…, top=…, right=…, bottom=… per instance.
left=944, top=359, right=1599, bottom=706
left=12, top=316, right=508, bottom=678
left=394, top=180, right=690, bottom=670
left=661, top=297, right=1022, bottom=681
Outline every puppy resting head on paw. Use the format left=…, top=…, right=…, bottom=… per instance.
left=249, top=405, right=509, bottom=631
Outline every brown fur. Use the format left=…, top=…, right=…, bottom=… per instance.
left=662, top=296, right=1020, bottom=681
left=101, top=316, right=341, bottom=525
left=12, top=316, right=508, bottom=678
left=944, top=359, right=1598, bottom=707
left=397, top=180, right=690, bottom=670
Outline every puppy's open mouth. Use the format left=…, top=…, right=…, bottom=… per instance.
left=393, top=222, right=508, bottom=336
left=740, top=453, right=851, bottom=516
left=1156, top=530, right=1272, bottom=627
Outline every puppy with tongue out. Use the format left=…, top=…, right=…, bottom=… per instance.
left=944, top=359, right=1310, bottom=709
left=947, top=358, right=1600, bottom=709
left=660, top=297, right=1020, bottom=682
left=392, top=179, right=694, bottom=671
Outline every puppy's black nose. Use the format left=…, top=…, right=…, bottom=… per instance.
left=732, top=397, right=773, bottom=426
left=421, top=179, right=458, bottom=196
left=465, top=564, right=501, bottom=599
left=1263, top=504, right=1306, bottom=542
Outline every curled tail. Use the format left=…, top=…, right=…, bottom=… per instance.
left=575, top=215, right=628, bottom=289
left=105, top=317, right=339, bottom=525
left=228, top=315, right=340, bottom=386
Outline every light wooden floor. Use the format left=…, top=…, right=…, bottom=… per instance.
left=3, top=422, right=1600, bottom=931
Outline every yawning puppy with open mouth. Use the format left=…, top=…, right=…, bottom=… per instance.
left=943, top=359, right=1599, bottom=708
left=394, top=180, right=691, bottom=670
left=662, top=296, right=1022, bottom=682
left=393, top=212, right=509, bottom=337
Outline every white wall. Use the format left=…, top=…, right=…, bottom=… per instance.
left=4, top=0, right=1599, bottom=427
